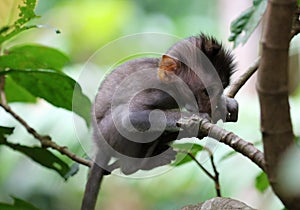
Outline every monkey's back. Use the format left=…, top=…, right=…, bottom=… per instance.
left=93, top=57, right=159, bottom=122
left=92, top=57, right=167, bottom=173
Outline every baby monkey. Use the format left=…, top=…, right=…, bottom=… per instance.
left=81, top=34, right=238, bottom=210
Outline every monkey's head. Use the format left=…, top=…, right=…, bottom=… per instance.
left=158, top=34, right=236, bottom=122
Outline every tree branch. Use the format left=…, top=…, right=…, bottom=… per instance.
left=177, top=116, right=266, bottom=172
left=226, top=57, right=260, bottom=98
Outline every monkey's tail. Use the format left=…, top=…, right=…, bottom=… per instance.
left=81, top=154, right=109, bottom=210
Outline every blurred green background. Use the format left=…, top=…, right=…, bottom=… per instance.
left=1, top=0, right=300, bottom=210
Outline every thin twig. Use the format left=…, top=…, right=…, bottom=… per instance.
left=203, top=147, right=221, bottom=197
left=0, top=103, right=48, bottom=140
left=182, top=149, right=221, bottom=197
left=0, top=103, right=92, bottom=167
left=226, top=57, right=260, bottom=98
left=186, top=152, right=215, bottom=180
left=209, top=154, right=220, bottom=196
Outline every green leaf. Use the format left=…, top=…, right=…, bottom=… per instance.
left=0, top=126, right=14, bottom=136
left=255, top=171, right=270, bottom=192
left=0, top=44, right=69, bottom=71
left=171, top=143, right=203, bottom=166
left=0, top=70, right=91, bottom=125
left=0, top=196, right=41, bottom=210
left=0, top=0, right=38, bottom=45
left=5, top=76, right=36, bottom=103
left=0, top=126, right=15, bottom=143
left=15, top=0, right=38, bottom=26
left=229, top=0, right=267, bottom=47
left=5, top=141, right=71, bottom=179
left=171, top=152, right=193, bottom=166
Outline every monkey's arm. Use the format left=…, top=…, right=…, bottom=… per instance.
left=128, top=110, right=182, bottom=131
left=127, top=96, right=238, bottom=135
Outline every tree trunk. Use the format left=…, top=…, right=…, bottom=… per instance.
left=257, top=0, right=300, bottom=209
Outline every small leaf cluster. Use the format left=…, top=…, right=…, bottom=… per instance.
left=229, top=0, right=267, bottom=47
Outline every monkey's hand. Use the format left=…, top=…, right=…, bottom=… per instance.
left=225, top=97, right=238, bottom=122
left=176, top=113, right=210, bottom=139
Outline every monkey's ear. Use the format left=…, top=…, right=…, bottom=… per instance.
left=158, top=55, right=180, bottom=82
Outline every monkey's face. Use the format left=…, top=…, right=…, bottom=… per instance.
left=183, top=71, right=226, bottom=122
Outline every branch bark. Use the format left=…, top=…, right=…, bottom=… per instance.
left=0, top=102, right=92, bottom=167
left=177, top=116, right=266, bottom=172
left=226, top=57, right=260, bottom=98
left=257, top=0, right=300, bottom=208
